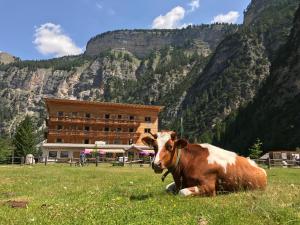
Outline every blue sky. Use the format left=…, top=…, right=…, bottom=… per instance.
left=0, top=0, right=250, bottom=60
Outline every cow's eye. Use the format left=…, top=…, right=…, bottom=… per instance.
left=165, top=143, right=172, bottom=151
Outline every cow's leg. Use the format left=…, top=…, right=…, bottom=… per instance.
left=165, top=182, right=177, bottom=194
left=179, top=183, right=216, bottom=197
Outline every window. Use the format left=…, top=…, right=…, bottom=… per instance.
left=85, top=113, right=91, bottom=118
left=129, top=128, right=134, bottom=133
left=145, top=117, right=151, bottom=122
left=60, top=151, right=69, bottom=158
left=57, top=125, right=63, bottom=130
left=105, top=114, right=110, bottom=119
left=129, top=115, right=134, bottom=120
left=84, top=126, right=90, bottom=131
left=114, top=140, right=121, bottom=144
left=104, top=127, right=109, bottom=132
left=116, top=127, right=121, bottom=132
left=57, top=111, right=64, bottom=117
left=56, top=138, right=63, bottom=143
left=84, top=139, right=89, bottom=144
left=118, top=115, right=122, bottom=119
left=128, top=139, right=133, bottom=145
left=71, top=125, right=77, bottom=130
left=144, top=128, right=151, bottom=133
left=72, top=112, right=78, bottom=117
left=49, top=151, right=57, bottom=158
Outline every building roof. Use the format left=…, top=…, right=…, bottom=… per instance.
left=269, top=150, right=299, bottom=153
left=259, top=153, right=269, bottom=160
left=45, top=98, right=163, bottom=111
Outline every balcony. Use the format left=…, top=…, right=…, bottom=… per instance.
left=47, top=117, right=140, bottom=127
left=48, top=129, right=141, bottom=139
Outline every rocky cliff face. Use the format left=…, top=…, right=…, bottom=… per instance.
left=244, top=0, right=300, bottom=59
left=85, top=24, right=238, bottom=58
left=178, top=31, right=270, bottom=141
left=0, top=52, right=18, bottom=65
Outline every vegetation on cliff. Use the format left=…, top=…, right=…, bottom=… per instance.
left=216, top=5, right=300, bottom=153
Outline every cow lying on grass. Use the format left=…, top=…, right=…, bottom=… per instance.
left=142, top=131, right=267, bottom=197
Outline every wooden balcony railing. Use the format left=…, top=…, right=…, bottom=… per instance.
left=47, top=129, right=141, bottom=139
left=47, top=117, right=140, bottom=127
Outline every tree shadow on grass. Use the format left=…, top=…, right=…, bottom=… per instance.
left=129, top=193, right=153, bottom=201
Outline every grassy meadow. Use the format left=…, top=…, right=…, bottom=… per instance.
left=0, top=164, right=299, bottom=225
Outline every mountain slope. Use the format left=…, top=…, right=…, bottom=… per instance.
left=244, top=0, right=300, bottom=60
left=0, top=52, right=18, bottom=65
left=0, top=43, right=209, bottom=134
left=174, top=0, right=299, bottom=143
left=218, top=4, right=300, bottom=153
left=179, top=31, right=270, bottom=141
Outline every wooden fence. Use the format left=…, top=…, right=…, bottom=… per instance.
left=5, top=157, right=297, bottom=169
left=44, top=156, right=151, bottom=167
left=0, top=156, right=41, bottom=165
left=254, top=158, right=300, bottom=168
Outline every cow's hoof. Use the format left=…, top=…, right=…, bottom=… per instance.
left=178, top=188, right=193, bottom=196
left=165, top=182, right=177, bottom=194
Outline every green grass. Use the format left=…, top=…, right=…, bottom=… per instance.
left=0, top=164, right=299, bottom=225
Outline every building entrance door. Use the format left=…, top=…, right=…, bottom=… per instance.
left=73, top=151, right=80, bottom=158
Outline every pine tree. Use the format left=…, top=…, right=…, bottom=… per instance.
left=13, top=116, right=37, bottom=157
left=0, top=137, right=14, bottom=161
left=249, top=138, right=263, bottom=159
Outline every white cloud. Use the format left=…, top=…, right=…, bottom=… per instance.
left=33, top=23, right=83, bottom=57
left=152, top=6, right=185, bottom=29
left=211, top=11, right=240, bottom=24
left=188, top=0, right=200, bottom=12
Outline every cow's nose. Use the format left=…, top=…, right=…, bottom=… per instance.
left=152, top=161, right=161, bottom=170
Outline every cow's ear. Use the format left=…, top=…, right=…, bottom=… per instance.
left=142, top=136, right=155, bottom=147
left=170, top=131, right=177, bottom=141
left=174, top=139, right=188, bottom=149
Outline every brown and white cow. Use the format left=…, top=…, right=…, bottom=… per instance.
left=142, top=131, right=267, bottom=197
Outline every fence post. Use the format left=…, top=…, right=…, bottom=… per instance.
left=44, top=156, right=48, bottom=166
left=21, top=157, right=25, bottom=166
left=11, top=150, right=14, bottom=165
left=267, top=157, right=271, bottom=169
left=70, top=157, right=73, bottom=166
left=96, top=156, right=99, bottom=167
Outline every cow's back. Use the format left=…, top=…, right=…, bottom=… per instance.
left=198, top=144, right=267, bottom=192
left=226, top=156, right=267, bottom=190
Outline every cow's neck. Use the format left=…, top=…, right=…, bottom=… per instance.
left=171, top=146, right=190, bottom=189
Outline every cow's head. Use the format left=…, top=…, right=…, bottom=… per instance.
left=142, top=131, right=180, bottom=173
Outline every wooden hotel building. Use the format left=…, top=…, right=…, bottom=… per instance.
left=41, top=98, right=163, bottom=160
